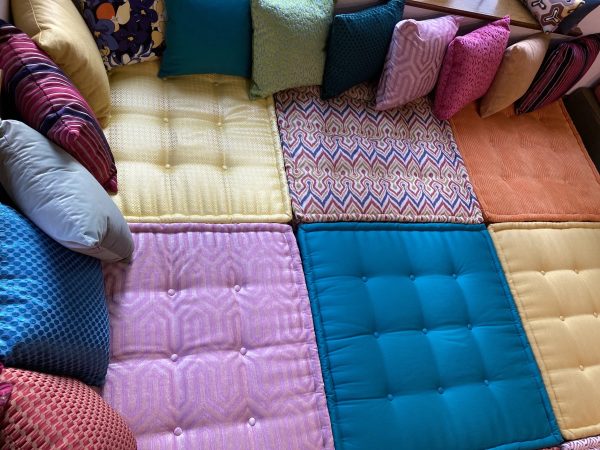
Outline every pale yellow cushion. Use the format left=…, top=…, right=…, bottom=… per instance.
left=489, top=222, right=600, bottom=440
left=480, top=33, right=550, bottom=119
left=105, top=61, right=291, bottom=223
left=11, top=0, right=111, bottom=127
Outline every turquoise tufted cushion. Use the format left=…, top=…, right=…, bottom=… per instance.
left=321, top=0, right=404, bottom=99
left=0, top=203, right=109, bottom=386
left=298, top=222, right=562, bottom=450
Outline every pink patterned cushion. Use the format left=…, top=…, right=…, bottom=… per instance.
left=102, top=223, right=333, bottom=450
left=433, top=17, right=511, bottom=120
left=375, top=16, right=459, bottom=110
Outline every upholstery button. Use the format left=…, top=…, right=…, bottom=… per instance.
left=165, top=163, right=171, bottom=169
left=559, top=316, right=565, bottom=321
left=437, top=387, right=444, bottom=394
left=594, top=312, right=598, bottom=318
left=173, top=427, right=182, bottom=436
left=574, top=269, right=579, bottom=274
left=373, top=331, right=380, bottom=338
left=540, top=271, right=546, bottom=276
left=409, top=274, right=415, bottom=281
left=163, top=77, right=168, bottom=81
left=108, top=114, right=112, bottom=119
left=234, top=285, right=241, bottom=292
left=213, top=81, right=219, bottom=87
left=467, top=323, right=472, bottom=330
left=170, top=354, right=178, bottom=362
left=422, top=328, right=428, bottom=334
left=163, top=117, right=169, bottom=123
left=579, top=365, right=585, bottom=371
left=222, top=165, right=228, bottom=170
left=361, top=276, right=367, bottom=282
left=248, top=417, right=256, bottom=426
left=484, top=379, right=489, bottom=386
left=240, top=347, right=247, bottom=356
left=387, top=394, right=393, bottom=401
left=452, top=273, right=457, bottom=279
left=217, top=121, right=223, bottom=127
left=167, top=289, right=175, bottom=296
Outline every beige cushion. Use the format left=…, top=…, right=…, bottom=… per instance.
left=11, top=0, right=111, bottom=127
left=480, top=33, right=550, bottom=119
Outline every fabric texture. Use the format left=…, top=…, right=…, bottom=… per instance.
left=77, top=0, right=165, bottom=70
left=450, top=100, right=600, bottom=222
left=558, top=0, right=600, bottom=33
left=0, top=368, right=136, bottom=449
left=321, top=0, right=404, bottom=99
left=250, top=0, right=333, bottom=98
left=480, top=33, right=550, bottom=118
left=433, top=17, right=511, bottom=120
left=274, top=84, right=482, bottom=223
left=489, top=222, right=600, bottom=440
left=102, top=223, right=334, bottom=450
left=375, top=16, right=459, bottom=110
left=0, top=21, right=117, bottom=192
left=0, top=364, right=11, bottom=416
left=516, top=35, right=600, bottom=115
left=298, top=222, right=561, bottom=450
left=0, top=203, right=109, bottom=387
left=106, top=60, right=291, bottom=223
left=522, top=0, right=585, bottom=33
left=159, top=0, right=251, bottom=78
left=0, top=120, right=133, bottom=262
left=11, top=0, right=111, bottom=127
left=544, top=435, right=600, bottom=450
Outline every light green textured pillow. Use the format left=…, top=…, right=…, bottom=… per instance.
left=250, top=0, right=334, bottom=98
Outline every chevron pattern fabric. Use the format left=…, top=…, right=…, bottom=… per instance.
left=102, top=223, right=333, bottom=450
left=274, top=84, right=483, bottom=223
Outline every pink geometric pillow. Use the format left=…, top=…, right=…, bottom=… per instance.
left=433, top=16, right=511, bottom=120
left=375, top=16, right=459, bottom=110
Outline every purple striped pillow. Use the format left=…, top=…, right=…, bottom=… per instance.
left=0, top=20, right=117, bottom=192
left=516, top=34, right=600, bottom=115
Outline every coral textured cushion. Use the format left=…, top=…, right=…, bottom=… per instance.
left=11, top=0, right=111, bottom=127
left=489, top=223, right=600, bottom=440
left=321, top=0, right=404, bottom=99
left=480, top=33, right=550, bottom=118
left=298, top=222, right=561, bottom=450
left=0, top=203, right=110, bottom=387
left=451, top=101, right=600, bottom=222
left=250, top=0, right=333, bottom=98
left=0, top=368, right=136, bottom=449
left=522, top=0, right=584, bottom=33
left=274, top=85, right=482, bottom=223
left=433, top=17, right=511, bottom=120
left=102, top=223, right=334, bottom=449
left=159, top=0, right=251, bottom=78
left=0, top=21, right=117, bottom=192
left=375, top=16, right=459, bottom=110
left=516, top=35, right=600, bottom=115
left=106, top=61, right=291, bottom=223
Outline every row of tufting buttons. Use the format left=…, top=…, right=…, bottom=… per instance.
left=166, top=285, right=243, bottom=296
left=372, top=324, right=475, bottom=338
left=162, top=163, right=230, bottom=170
left=385, top=380, right=492, bottom=401
left=172, top=418, right=258, bottom=437
left=361, top=274, right=460, bottom=281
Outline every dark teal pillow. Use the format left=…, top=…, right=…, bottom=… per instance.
left=321, top=0, right=404, bottom=99
left=159, top=0, right=252, bottom=78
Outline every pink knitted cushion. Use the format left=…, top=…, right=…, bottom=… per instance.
left=375, top=16, right=459, bottom=110
left=433, top=17, right=511, bottom=120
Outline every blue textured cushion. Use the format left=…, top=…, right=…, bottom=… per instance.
left=557, top=0, right=600, bottom=34
left=0, top=203, right=109, bottom=386
left=159, top=0, right=252, bottom=78
left=321, top=0, right=404, bottom=99
left=298, top=222, right=562, bottom=450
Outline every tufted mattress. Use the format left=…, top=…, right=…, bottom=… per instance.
left=489, top=223, right=600, bottom=440
left=101, top=223, right=333, bottom=450
left=544, top=435, right=600, bottom=450
left=451, top=101, right=600, bottom=222
left=274, top=85, right=482, bottom=223
left=297, top=222, right=561, bottom=450
left=104, top=61, right=291, bottom=223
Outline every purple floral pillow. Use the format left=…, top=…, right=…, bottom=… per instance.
left=77, top=0, right=166, bottom=70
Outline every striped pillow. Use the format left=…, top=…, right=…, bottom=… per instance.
left=516, top=34, right=600, bottom=115
left=0, top=20, right=117, bottom=192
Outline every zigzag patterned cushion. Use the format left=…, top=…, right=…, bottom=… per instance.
left=274, top=84, right=482, bottom=223
left=102, top=223, right=334, bottom=449
left=0, top=20, right=117, bottom=192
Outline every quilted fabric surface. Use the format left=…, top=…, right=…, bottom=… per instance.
left=105, top=60, right=291, bottom=223
left=489, top=223, right=600, bottom=440
left=298, top=222, right=561, bottom=450
left=451, top=101, right=600, bottom=222
left=102, top=223, right=333, bottom=450
left=274, top=84, right=482, bottom=223
left=543, top=435, right=600, bottom=450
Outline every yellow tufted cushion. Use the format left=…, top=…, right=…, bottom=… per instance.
left=489, top=222, right=600, bottom=440
left=104, top=61, right=291, bottom=223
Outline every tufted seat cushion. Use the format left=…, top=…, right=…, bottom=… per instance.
left=451, top=101, right=600, bottom=222
left=297, top=222, right=561, bottom=450
left=489, top=222, right=600, bottom=440
left=274, top=85, right=482, bottom=223
left=102, top=223, right=333, bottom=449
left=104, top=61, right=291, bottom=223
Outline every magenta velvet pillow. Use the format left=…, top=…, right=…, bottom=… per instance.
left=433, top=17, right=511, bottom=120
left=375, top=16, right=459, bottom=110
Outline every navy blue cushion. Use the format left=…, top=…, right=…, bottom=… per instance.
left=298, top=222, right=562, bottom=450
left=557, top=0, right=600, bottom=34
left=321, top=0, right=404, bottom=99
left=159, top=0, right=252, bottom=78
left=0, top=203, right=109, bottom=386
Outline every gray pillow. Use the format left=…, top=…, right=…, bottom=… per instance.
left=0, top=119, right=133, bottom=262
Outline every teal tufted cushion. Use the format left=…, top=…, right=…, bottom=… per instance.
left=321, top=0, right=404, bottom=99
left=298, top=222, right=562, bottom=450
